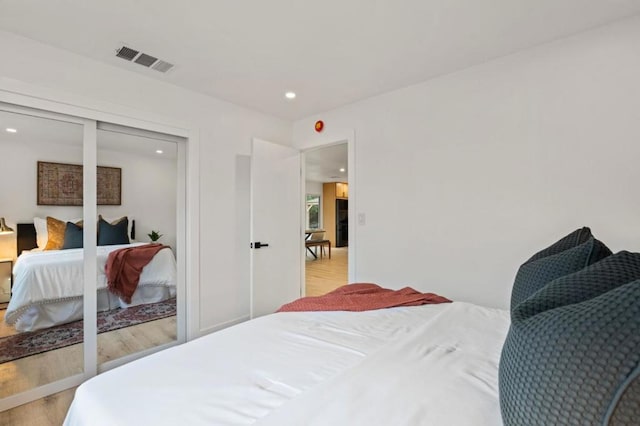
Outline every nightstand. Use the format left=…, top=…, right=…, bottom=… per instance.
left=0, top=259, right=12, bottom=303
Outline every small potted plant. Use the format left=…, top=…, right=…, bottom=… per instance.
left=148, top=230, right=163, bottom=242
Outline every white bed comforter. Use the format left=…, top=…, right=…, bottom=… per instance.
left=65, top=302, right=509, bottom=426
left=5, top=243, right=177, bottom=327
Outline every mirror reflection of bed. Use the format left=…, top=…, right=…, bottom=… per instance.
left=0, top=109, right=181, bottom=399
left=0, top=218, right=177, bottom=398
left=95, top=125, right=180, bottom=364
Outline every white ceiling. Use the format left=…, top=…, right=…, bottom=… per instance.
left=0, top=110, right=83, bottom=147
left=0, top=110, right=178, bottom=159
left=1, top=1, right=639, bottom=120
left=305, top=143, right=348, bottom=183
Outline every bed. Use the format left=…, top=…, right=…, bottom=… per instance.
left=63, top=227, right=640, bottom=425
left=64, top=302, right=509, bottom=425
left=4, top=222, right=177, bottom=332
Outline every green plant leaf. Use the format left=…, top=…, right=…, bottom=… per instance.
left=147, top=230, right=163, bottom=242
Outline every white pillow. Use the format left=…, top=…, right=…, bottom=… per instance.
left=33, top=217, right=48, bottom=248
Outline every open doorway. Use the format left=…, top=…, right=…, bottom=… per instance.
left=303, top=143, right=348, bottom=296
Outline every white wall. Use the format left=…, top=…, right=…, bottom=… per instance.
left=0, top=30, right=292, bottom=334
left=234, top=155, right=251, bottom=326
left=305, top=181, right=323, bottom=196
left=97, top=148, right=178, bottom=249
left=293, top=16, right=640, bottom=309
left=0, top=130, right=83, bottom=259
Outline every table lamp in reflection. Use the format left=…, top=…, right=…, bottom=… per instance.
left=0, top=218, right=14, bottom=235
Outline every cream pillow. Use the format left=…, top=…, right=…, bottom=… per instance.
left=34, top=216, right=48, bottom=248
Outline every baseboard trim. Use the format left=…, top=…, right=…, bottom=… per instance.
left=197, top=315, right=250, bottom=337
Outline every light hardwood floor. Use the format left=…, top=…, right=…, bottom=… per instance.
left=0, top=388, right=76, bottom=426
left=305, top=246, right=348, bottom=296
left=0, top=316, right=175, bottom=425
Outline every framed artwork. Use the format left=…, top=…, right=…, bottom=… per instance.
left=37, top=161, right=122, bottom=206
left=96, top=166, right=122, bottom=205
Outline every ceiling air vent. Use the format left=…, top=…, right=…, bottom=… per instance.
left=151, top=60, right=175, bottom=73
left=134, top=53, right=158, bottom=67
left=115, top=46, right=139, bottom=61
left=114, top=45, right=175, bottom=73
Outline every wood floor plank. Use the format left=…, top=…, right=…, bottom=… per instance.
left=0, top=388, right=76, bottom=426
left=305, top=246, right=348, bottom=296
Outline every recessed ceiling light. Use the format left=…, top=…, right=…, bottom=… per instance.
left=5, top=128, right=17, bottom=133
left=285, top=91, right=296, bottom=100
left=156, top=150, right=163, bottom=154
left=339, top=168, right=346, bottom=172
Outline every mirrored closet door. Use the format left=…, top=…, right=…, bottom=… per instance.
left=0, top=100, right=187, bottom=413
left=96, top=123, right=183, bottom=365
left=0, top=107, right=86, bottom=399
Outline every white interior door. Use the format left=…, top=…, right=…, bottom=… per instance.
left=250, top=138, right=301, bottom=318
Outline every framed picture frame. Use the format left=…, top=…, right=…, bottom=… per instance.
left=96, top=166, right=122, bottom=206
left=37, top=161, right=122, bottom=206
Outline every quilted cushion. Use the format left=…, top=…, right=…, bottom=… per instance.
left=608, top=368, right=640, bottom=425
left=510, top=227, right=611, bottom=309
left=500, top=251, right=640, bottom=426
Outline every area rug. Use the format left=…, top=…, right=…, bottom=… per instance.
left=0, top=297, right=176, bottom=364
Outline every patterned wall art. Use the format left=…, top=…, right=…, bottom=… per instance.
left=96, top=166, right=122, bottom=205
left=37, top=161, right=122, bottom=206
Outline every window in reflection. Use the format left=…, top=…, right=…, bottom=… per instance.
left=306, top=195, right=320, bottom=229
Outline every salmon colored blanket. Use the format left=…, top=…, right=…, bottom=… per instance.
left=277, top=283, right=451, bottom=313
left=106, top=243, right=168, bottom=304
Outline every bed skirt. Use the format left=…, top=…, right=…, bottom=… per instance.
left=10, top=285, right=175, bottom=332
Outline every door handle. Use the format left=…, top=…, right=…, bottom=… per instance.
left=251, top=241, right=270, bottom=249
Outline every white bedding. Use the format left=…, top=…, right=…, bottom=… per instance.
left=5, top=243, right=177, bottom=332
left=64, top=302, right=510, bottom=426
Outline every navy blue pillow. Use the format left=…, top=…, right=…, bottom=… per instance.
left=97, top=217, right=129, bottom=246
left=61, top=221, right=83, bottom=249
left=510, top=227, right=611, bottom=309
left=500, top=251, right=640, bottom=425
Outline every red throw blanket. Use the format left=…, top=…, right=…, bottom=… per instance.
left=277, top=283, right=451, bottom=312
left=106, top=243, right=168, bottom=304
